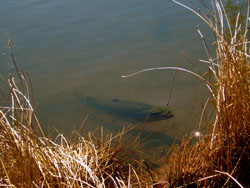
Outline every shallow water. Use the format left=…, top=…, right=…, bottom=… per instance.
left=0, top=0, right=218, bottom=152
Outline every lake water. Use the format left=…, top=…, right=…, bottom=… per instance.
left=0, top=0, right=216, bottom=153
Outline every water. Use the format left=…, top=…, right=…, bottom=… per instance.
left=0, top=0, right=215, bottom=152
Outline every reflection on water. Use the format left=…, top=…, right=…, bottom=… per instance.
left=0, top=0, right=215, bottom=150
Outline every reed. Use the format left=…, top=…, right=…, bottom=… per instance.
left=158, top=0, right=250, bottom=187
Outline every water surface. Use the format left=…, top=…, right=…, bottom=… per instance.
left=0, top=0, right=216, bottom=152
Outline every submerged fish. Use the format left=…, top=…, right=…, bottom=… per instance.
left=77, top=95, right=173, bottom=122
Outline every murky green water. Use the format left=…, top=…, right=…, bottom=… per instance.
left=0, top=0, right=221, bottom=152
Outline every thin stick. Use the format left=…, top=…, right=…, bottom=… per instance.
left=172, top=0, right=211, bottom=26
left=8, top=39, right=25, bottom=94
left=215, top=170, right=244, bottom=188
left=167, top=53, right=184, bottom=106
left=121, top=67, right=205, bottom=80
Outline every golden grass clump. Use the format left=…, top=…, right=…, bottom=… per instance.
left=0, top=44, right=151, bottom=187
left=158, top=0, right=250, bottom=187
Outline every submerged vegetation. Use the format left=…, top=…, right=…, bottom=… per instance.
left=0, top=0, right=249, bottom=187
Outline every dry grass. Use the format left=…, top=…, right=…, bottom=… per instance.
left=157, top=0, right=250, bottom=187
left=0, top=42, right=153, bottom=188
left=1, top=0, right=249, bottom=187
left=0, top=75, right=152, bottom=187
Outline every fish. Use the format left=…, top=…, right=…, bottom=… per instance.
left=76, top=95, right=173, bottom=123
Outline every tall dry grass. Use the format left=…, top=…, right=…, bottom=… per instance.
left=0, top=41, right=153, bottom=188
left=157, top=0, right=250, bottom=187
left=1, top=0, right=249, bottom=187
